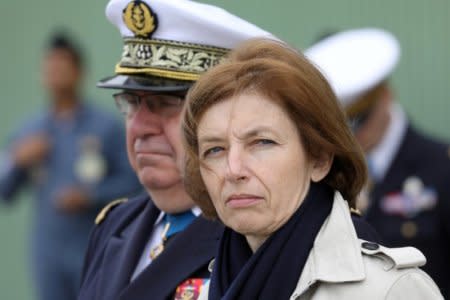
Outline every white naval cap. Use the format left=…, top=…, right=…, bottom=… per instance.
left=98, top=0, right=275, bottom=92
left=305, top=28, right=400, bottom=108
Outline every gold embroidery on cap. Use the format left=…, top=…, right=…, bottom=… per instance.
left=123, top=1, right=158, bottom=38
left=115, top=38, right=229, bottom=81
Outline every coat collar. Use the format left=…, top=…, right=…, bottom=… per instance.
left=293, top=192, right=366, bottom=297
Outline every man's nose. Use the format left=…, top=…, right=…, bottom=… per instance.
left=126, top=103, right=164, bottom=136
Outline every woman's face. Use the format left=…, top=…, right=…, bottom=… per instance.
left=197, top=92, right=329, bottom=240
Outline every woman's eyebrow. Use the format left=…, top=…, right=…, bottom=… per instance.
left=236, top=126, right=276, bottom=140
left=198, top=135, right=224, bottom=145
left=198, top=125, right=277, bottom=144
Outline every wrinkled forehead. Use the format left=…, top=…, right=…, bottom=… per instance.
left=197, top=92, right=294, bottom=141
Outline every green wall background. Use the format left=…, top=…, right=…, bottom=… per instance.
left=0, top=1, right=449, bottom=299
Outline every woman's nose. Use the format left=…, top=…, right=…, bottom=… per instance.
left=225, top=146, right=249, bottom=182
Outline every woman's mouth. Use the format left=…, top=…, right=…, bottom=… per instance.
left=226, top=194, right=264, bottom=208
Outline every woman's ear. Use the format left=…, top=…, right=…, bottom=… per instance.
left=311, top=153, right=333, bottom=182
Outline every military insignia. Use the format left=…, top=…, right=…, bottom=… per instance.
left=350, top=207, right=362, bottom=216
left=401, top=221, right=418, bottom=239
left=380, top=176, right=437, bottom=217
left=75, top=136, right=106, bottom=184
left=149, top=222, right=170, bottom=260
left=174, top=278, right=209, bottom=300
left=123, top=0, right=158, bottom=38
left=95, top=198, right=128, bottom=225
left=207, top=258, right=215, bottom=273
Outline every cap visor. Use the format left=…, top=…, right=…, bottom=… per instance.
left=97, top=74, right=194, bottom=92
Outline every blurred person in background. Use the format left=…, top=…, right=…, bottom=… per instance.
left=0, top=32, right=141, bottom=300
left=306, top=28, right=450, bottom=298
left=77, top=1, right=275, bottom=299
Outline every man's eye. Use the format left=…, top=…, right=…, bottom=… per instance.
left=127, top=98, right=139, bottom=106
left=203, top=146, right=224, bottom=158
left=158, top=96, right=182, bottom=107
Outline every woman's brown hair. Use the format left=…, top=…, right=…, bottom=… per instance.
left=182, top=38, right=367, bottom=219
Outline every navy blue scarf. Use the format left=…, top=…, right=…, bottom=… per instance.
left=209, top=182, right=334, bottom=300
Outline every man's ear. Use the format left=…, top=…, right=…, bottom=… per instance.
left=311, top=153, right=333, bottom=182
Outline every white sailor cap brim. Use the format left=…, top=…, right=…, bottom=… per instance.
left=99, top=0, right=274, bottom=91
left=305, top=28, right=400, bottom=109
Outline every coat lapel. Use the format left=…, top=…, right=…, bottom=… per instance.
left=119, top=217, right=223, bottom=300
left=97, top=200, right=160, bottom=299
left=293, top=192, right=365, bottom=298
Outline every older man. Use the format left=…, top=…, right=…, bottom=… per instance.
left=77, top=1, right=274, bottom=299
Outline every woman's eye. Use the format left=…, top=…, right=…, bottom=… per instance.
left=255, top=139, right=275, bottom=145
left=203, top=146, right=224, bottom=158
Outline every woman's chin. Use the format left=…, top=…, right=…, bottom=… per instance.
left=224, top=213, right=268, bottom=236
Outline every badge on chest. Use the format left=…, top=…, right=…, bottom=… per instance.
left=75, top=136, right=106, bottom=184
left=380, top=176, right=437, bottom=217
left=174, top=278, right=209, bottom=300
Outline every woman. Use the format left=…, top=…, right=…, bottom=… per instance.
left=181, top=39, right=443, bottom=299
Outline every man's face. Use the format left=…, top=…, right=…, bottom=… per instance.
left=123, top=91, right=185, bottom=191
left=352, top=88, right=392, bottom=153
left=41, top=49, right=81, bottom=98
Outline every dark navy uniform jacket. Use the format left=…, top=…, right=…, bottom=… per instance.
left=78, top=192, right=380, bottom=300
left=366, top=126, right=450, bottom=298
left=78, top=193, right=224, bottom=300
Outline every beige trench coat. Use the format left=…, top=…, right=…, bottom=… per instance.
left=199, top=192, right=444, bottom=300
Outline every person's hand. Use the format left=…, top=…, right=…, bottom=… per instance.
left=13, top=134, right=51, bottom=168
left=55, top=187, right=91, bottom=214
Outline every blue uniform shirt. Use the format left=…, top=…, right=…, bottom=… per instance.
left=0, top=102, right=142, bottom=272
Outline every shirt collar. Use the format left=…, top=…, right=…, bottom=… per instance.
left=154, top=206, right=202, bottom=226
left=367, top=102, right=407, bottom=181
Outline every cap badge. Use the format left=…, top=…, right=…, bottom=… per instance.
left=123, top=1, right=158, bottom=38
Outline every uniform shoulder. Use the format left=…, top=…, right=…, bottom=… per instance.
left=95, top=198, right=129, bottom=225
left=94, top=193, right=149, bottom=226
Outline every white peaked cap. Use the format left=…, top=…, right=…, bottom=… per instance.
left=106, top=0, right=273, bottom=50
left=305, top=28, right=400, bottom=107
